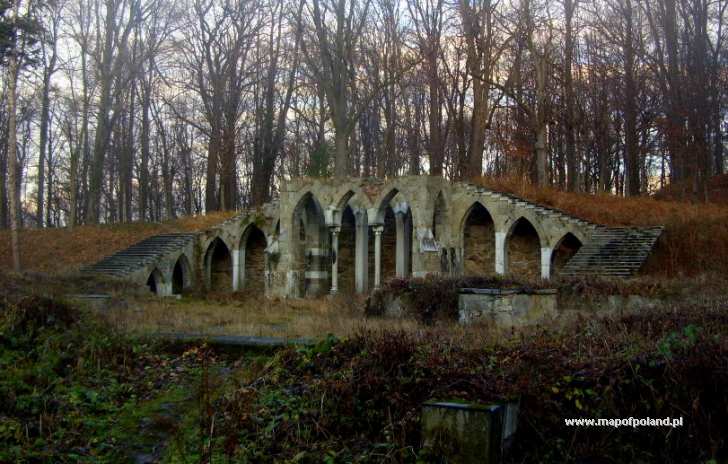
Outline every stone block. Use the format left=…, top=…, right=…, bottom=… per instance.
left=421, top=400, right=519, bottom=464
left=458, top=288, right=557, bottom=327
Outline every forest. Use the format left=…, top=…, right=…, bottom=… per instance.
left=0, top=0, right=726, bottom=231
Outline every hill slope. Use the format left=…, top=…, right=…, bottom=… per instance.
left=475, top=177, right=728, bottom=277
left=0, top=212, right=235, bottom=274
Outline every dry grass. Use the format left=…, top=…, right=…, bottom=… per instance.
left=100, top=294, right=425, bottom=339
left=0, top=212, right=236, bottom=274
left=475, top=176, right=728, bottom=277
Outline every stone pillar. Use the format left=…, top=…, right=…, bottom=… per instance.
left=355, top=213, right=369, bottom=293
left=495, top=231, right=507, bottom=275
left=330, top=226, right=340, bottom=294
left=161, top=282, right=173, bottom=296
left=373, top=225, right=384, bottom=290
left=540, top=247, right=552, bottom=280
left=232, top=248, right=242, bottom=291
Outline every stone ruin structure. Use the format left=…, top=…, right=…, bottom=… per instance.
left=84, top=176, right=663, bottom=297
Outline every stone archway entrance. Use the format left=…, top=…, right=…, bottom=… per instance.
left=506, top=218, right=541, bottom=280
left=292, top=193, right=329, bottom=297
left=205, top=238, right=232, bottom=291
left=462, top=203, right=495, bottom=276
left=551, top=233, right=582, bottom=276
left=172, top=255, right=191, bottom=295
left=146, top=268, right=164, bottom=295
left=239, top=225, right=267, bottom=295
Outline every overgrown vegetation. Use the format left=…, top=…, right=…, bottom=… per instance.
left=0, top=292, right=240, bottom=462
left=216, top=305, right=728, bottom=463
left=3, top=273, right=727, bottom=462
left=476, top=176, right=728, bottom=277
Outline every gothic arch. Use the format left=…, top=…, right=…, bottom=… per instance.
left=205, top=237, right=233, bottom=291
left=172, top=254, right=192, bottom=295
left=551, top=232, right=583, bottom=276
left=461, top=201, right=496, bottom=276
left=146, top=268, right=165, bottom=295
left=505, top=217, right=542, bottom=280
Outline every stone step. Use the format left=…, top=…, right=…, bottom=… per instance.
left=560, top=226, right=663, bottom=278
left=83, top=232, right=198, bottom=279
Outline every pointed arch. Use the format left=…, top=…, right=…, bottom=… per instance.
left=205, top=237, right=233, bottom=291
left=172, top=254, right=192, bottom=295
left=506, top=217, right=541, bottom=280
left=291, top=191, right=329, bottom=297
left=335, top=189, right=356, bottom=211
left=239, top=224, right=267, bottom=294
left=375, top=188, right=403, bottom=223
left=551, top=232, right=583, bottom=275
left=374, top=188, right=413, bottom=280
left=146, top=268, right=165, bottom=295
left=461, top=202, right=496, bottom=276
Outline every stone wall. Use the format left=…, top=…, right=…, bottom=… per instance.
left=244, top=227, right=267, bottom=295
left=507, top=220, right=540, bottom=280
left=162, top=176, right=598, bottom=298
left=458, top=288, right=558, bottom=327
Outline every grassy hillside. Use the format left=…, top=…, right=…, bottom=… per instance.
left=475, top=176, right=728, bottom=277
left=0, top=212, right=236, bottom=273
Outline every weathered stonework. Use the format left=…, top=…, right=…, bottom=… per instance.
left=85, top=176, right=660, bottom=298
left=458, top=288, right=558, bottom=326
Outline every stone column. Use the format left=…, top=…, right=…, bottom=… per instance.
left=355, top=213, right=369, bottom=293
left=161, top=282, right=173, bottom=297
left=232, top=249, right=242, bottom=291
left=540, top=247, right=552, bottom=280
left=330, top=226, right=340, bottom=294
left=373, top=225, right=384, bottom=290
left=495, top=231, right=507, bottom=275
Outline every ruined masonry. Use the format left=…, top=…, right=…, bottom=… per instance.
left=83, top=176, right=663, bottom=297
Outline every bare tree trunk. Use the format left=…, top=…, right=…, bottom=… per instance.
left=37, top=72, right=52, bottom=227
left=6, top=51, right=22, bottom=271
left=623, top=0, right=640, bottom=196
left=533, top=44, right=550, bottom=186
left=405, top=89, right=421, bottom=175
left=46, top=115, right=55, bottom=227
left=713, top=102, right=724, bottom=174
left=0, top=127, right=7, bottom=229
left=663, top=0, right=686, bottom=182
left=428, top=62, right=443, bottom=176
left=139, top=79, right=151, bottom=221
left=563, top=0, right=577, bottom=191
left=205, top=128, right=220, bottom=212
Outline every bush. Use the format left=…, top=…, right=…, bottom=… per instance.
left=220, top=306, right=728, bottom=463
left=0, top=296, right=78, bottom=342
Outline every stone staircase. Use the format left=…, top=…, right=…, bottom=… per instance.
left=559, top=226, right=664, bottom=278
left=82, top=233, right=198, bottom=278
left=463, top=183, right=600, bottom=231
